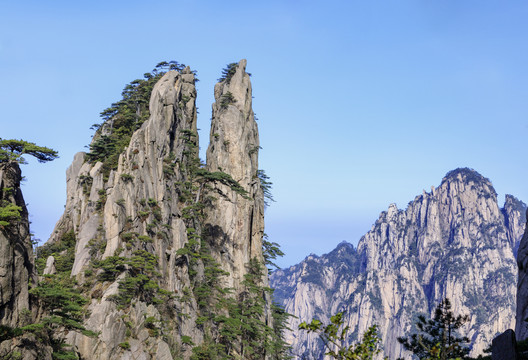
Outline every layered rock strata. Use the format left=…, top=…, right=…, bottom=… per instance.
left=271, top=168, right=524, bottom=359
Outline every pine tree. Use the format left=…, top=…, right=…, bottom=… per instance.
left=397, top=298, right=470, bottom=360
left=299, top=312, right=386, bottom=360
left=0, top=139, right=58, bottom=164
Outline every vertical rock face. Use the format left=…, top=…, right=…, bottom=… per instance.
left=0, top=162, right=34, bottom=327
left=48, top=68, right=200, bottom=359
left=515, top=210, right=528, bottom=340
left=205, top=59, right=265, bottom=289
left=33, top=61, right=271, bottom=360
left=271, top=168, right=524, bottom=359
left=0, top=163, right=53, bottom=359
left=503, top=195, right=526, bottom=257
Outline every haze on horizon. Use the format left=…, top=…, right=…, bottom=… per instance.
left=1, top=0, right=527, bottom=268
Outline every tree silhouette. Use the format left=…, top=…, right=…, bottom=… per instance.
left=397, top=298, right=470, bottom=360
left=0, top=139, right=58, bottom=164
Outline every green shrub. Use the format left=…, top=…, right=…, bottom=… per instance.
left=0, top=201, right=22, bottom=227
left=218, top=63, right=238, bottom=83
left=120, top=174, right=133, bottom=182
left=181, top=335, right=194, bottom=346
left=138, top=235, right=153, bottom=243
left=147, top=198, right=158, bottom=207
left=36, top=231, right=76, bottom=275
left=86, top=61, right=190, bottom=178
left=219, top=92, right=236, bottom=109
left=93, top=256, right=126, bottom=282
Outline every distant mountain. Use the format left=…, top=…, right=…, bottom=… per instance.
left=271, top=168, right=526, bottom=359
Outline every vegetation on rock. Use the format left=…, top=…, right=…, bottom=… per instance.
left=86, top=61, right=192, bottom=176
left=0, top=138, right=58, bottom=164
left=397, top=298, right=470, bottom=360
left=299, top=312, right=386, bottom=360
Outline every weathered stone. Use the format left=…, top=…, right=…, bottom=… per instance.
left=492, top=329, right=517, bottom=360
left=0, top=162, right=52, bottom=359
left=205, top=59, right=266, bottom=290
left=272, top=168, right=523, bottom=359
left=40, top=61, right=270, bottom=359
left=0, top=162, right=35, bottom=327
left=42, top=255, right=56, bottom=275
left=516, top=209, right=528, bottom=340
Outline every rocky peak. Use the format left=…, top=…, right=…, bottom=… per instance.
left=204, top=60, right=265, bottom=290
left=441, top=168, right=496, bottom=193
left=18, top=60, right=280, bottom=360
left=271, top=169, right=524, bottom=359
left=503, top=194, right=526, bottom=256
left=207, top=59, right=259, bottom=185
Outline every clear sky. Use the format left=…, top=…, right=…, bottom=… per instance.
left=1, top=1, right=527, bottom=268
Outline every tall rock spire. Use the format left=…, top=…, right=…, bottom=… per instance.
left=47, top=67, right=202, bottom=359
left=0, top=162, right=52, bottom=359
left=31, top=61, right=276, bottom=360
left=205, top=59, right=265, bottom=288
left=0, top=162, right=35, bottom=327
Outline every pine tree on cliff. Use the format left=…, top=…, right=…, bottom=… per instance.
left=397, top=298, right=470, bottom=360
left=0, top=139, right=58, bottom=164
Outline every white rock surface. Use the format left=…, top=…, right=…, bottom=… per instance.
left=272, top=168, right=525, bottom=359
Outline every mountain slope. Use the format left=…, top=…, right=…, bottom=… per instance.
left=271, top=168, right=525, bottom=359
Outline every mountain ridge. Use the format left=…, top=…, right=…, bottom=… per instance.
left=271, top=167, right=525, bottom=359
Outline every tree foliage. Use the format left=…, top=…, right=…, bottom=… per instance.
left=218, top=63, right=238, bottom=83
left=257, top=169, right=275, bottom=208
left=0, top=139, right=58, bottom=164
left=0, top=201, right=22, bottom=227
left=299, top=312, right=386, bottom=360
left=86, top=61, right=193, bottom=176
left=397, top=298, right=470, bottom=360
left=172, top=127, right=290, bottom=359
left=263, top=233, right=284, bottom=273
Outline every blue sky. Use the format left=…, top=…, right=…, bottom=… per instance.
left=1, top=1, right=527, bottom=267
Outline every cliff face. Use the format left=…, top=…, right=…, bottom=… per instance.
left=48, top=67, right=200, bottom=359
left=0, top=162, right=34, bottom=327
left=0, top=162, right=52, bottom=358
left=271, top=168, right=524, bottom=359
left=515, top=210, right=528, bottom=340
left=205, top=59, right=265, bottom=290
left=33, top=60, right=271, bottom=359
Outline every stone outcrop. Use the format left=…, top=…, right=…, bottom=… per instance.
left=60, top=68, right=200, bottom=359
left=29, top=60, right=272, bottom=359
left=0, top=162, right=53, bottom=359
left=515, top=209, right=528, bottom=340
left=271, top=168, right=524, bottom=359
left=492, top=329, right=517, bottom=360
left=205, top=59, right=265, bottom=290
left=0, top=162, right=34, bottom=327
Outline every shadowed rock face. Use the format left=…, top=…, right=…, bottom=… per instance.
left=271, top=168, right=524, bottom=359
left=515, top=210, right=528, bottom=340
left=0, top=162, right=34, bottom=327
left=0, top=163, right=52, bottom=359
